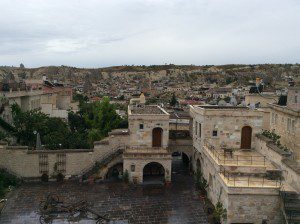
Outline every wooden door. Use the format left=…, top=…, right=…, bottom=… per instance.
left=152, top=128, right=162, bottom=147
left=241, top=126, right=252, bottom=149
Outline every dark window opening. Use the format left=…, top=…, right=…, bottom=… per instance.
left=139, top=124, right=144, bottom=129
left=212, top=130, right=218, bottom=137
left=131, top=165, right=135, bottom=172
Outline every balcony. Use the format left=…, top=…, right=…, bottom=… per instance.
left=220, top=166, right=281, bottom=188
left=203, top=141, right=276, bottom=169
left=123, top=146, right=171, bottom=157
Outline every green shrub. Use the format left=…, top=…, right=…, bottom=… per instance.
left=123, top=170, right=129, bottom=184
left=0, top=169, right=21, bottom=198
left=261, top=130, right=292, bottom=153
left=194, top=170, right=208, bottom=195
left=213, top=201, right=227, bottom=223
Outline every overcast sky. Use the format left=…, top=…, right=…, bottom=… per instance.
left=0, top=0, right=300, bottom=68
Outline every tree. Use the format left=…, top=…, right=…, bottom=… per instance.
left=73, top=93, right=88, bottom=108
left=83, top=97, right=122, bottom=142
left=11, top=104, right=48, bottom=147
left=8, top=97, right=126, bottom=149
left=170, top=93, right=178, bottom=107
left=68, top=96, right=126, bottom=148
left=42, top=118, right=70, bottom=150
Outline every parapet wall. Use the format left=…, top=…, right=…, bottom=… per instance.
left=255, top=134, right=300, bottom=193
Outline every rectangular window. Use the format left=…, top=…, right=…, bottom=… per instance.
left=195, top=121, right=198, bottom=136
left=198, top=123, right=201, bottom=137
left=131, top=164, right=135, bottom=172
left=56, top=153, right=66, bottom=174
left=212, top=130, right=218, bottom=137
left=39, top=154, right=49, bottom=174
left=139, top=124, right=144, bottom=129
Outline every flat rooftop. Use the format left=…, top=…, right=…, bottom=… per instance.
left=194, top=105, right=248, bottom=109
left=130, top=105, right=168, bottom=115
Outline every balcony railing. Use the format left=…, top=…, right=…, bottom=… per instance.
left=220, top=166, right=281, bottom=188
left=204, top=142, right=266, bottom=166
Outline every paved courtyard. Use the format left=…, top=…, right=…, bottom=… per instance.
left=0, top=157, right=208, bottom=224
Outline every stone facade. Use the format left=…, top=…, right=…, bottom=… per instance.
left=124, top=104, right=172, bottom=183
left=256, top=134, right=300, bottom=192
left=190, top=105, right=284, bottom=224
left=287, top=86, right=300, bottom=110
left=190, top=105, right=269, bottom=150
left=269, top=104, right=300, bottom=161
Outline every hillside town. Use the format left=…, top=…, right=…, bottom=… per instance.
left=0, top=64, right=299, bottom=224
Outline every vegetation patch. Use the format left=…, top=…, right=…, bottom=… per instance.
left=0, top=169, right=21, bottom=199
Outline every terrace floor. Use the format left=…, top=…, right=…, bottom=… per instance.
left=205, top=146, right=277, bottom=169
left=0, top=159, right=208, bottom=224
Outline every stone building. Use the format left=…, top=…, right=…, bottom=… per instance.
left=190, top=86, right=300, bottom=224
left=123, top=101, right=172, bottom=184
left=0, top=89, right=43, bottom=123
left=269, top=86, right=300, bottom=161
left=245, top=93, right=278, bottom=107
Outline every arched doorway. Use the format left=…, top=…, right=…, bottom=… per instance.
left=143, top=162, right=165, bottom=183
left=152, top=127, right=163, bottom=147
left=241, top=126, right=252, bottom=149
left=106, top=163, right=123, bottom=180
left=182, top=153, right=190, bottom=167
left=171, top=151, right=190, bottom=177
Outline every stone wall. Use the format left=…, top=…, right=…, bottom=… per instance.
left=256, top=135, right=300, bottom=193
left=190, top=106, right=268, bottom=150
left=0, top=130, right=129, bottom=180
left=245, top=94, right=278, bottom=107
left=123, top=155, right=172, bottom=183
left=269, top=105, right=300, bottom=160
left=128, top=114, right=169, bottom=148
left=227, top=194, right=282, bottom=224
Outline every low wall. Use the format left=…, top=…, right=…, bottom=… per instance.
left=0, top=130, right=129, bottom=180
left=228, top=193, right=282, bottom=224
left=255, top=134, right=300, bottom=193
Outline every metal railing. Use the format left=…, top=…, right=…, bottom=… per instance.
left=219, top=166, right=281, bottom=188
left=79, top=144, right=126, bottom=177
left=204, top=143, right=266, bottom=166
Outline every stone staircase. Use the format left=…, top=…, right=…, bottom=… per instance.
left=77, top=146, right=125, bottom=181
left=281, top=191, right=300, bottom=224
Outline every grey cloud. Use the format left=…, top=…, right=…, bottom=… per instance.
left=0, top=0, right=299, bottom=67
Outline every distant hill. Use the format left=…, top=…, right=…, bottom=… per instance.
left=0, top=64, right=299, bottom=86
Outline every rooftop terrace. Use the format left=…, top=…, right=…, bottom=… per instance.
left=130, top=105, right=168, bottom=115
left=203, top=142, right=276, bottom=170
left=194, top=105, right=248, bottom=109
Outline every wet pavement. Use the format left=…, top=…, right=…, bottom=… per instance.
left=0, top=156, right=208, bottom=224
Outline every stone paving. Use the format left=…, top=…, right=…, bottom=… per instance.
left=0, top=157, right=208, bottom=224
